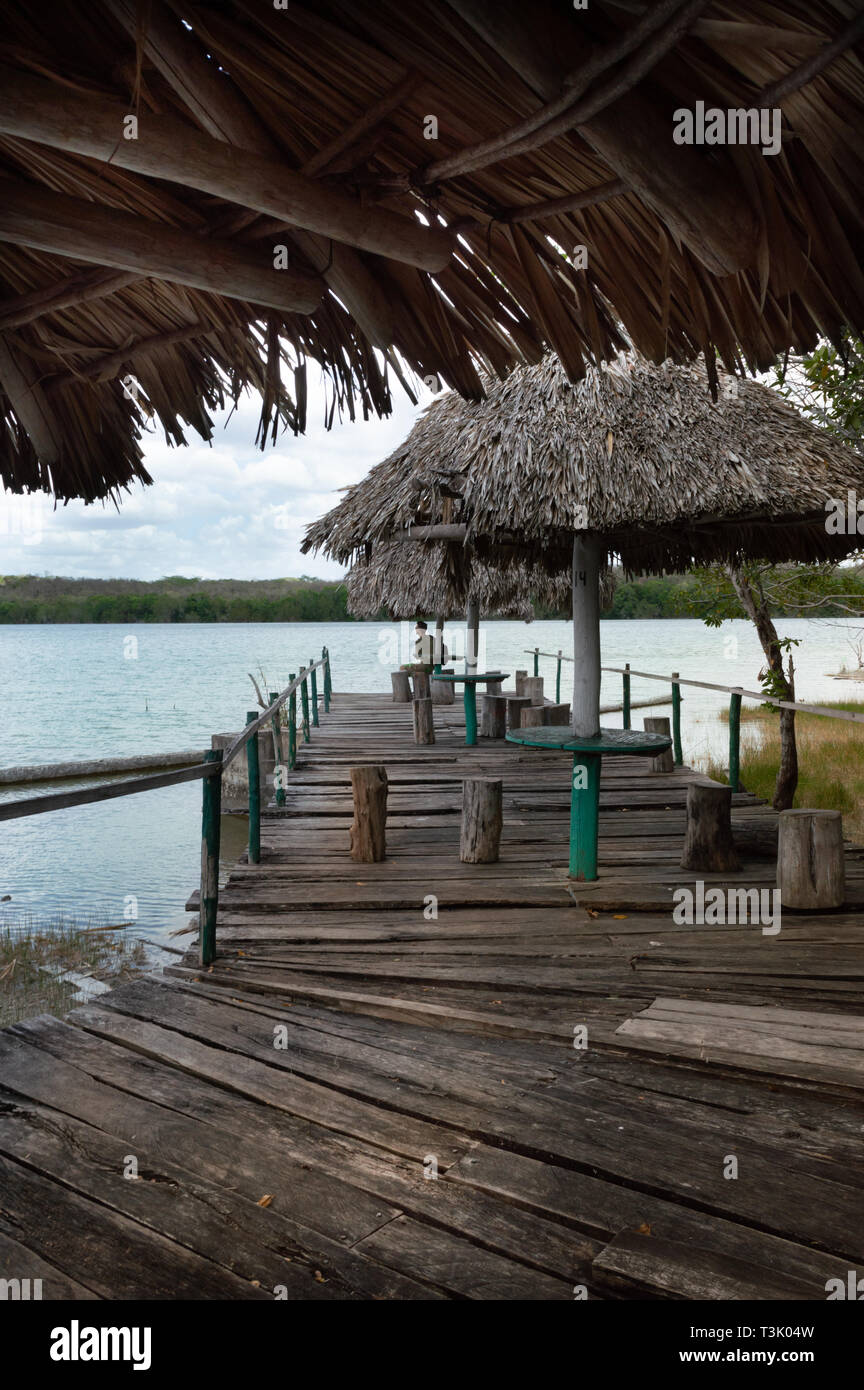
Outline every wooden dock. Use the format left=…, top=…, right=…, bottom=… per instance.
left=2, top=690, right=864, bottom=1301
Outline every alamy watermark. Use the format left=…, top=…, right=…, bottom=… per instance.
left=673, top=100, right=781, bottom=157
left=672, top=881, right=781, bottom=936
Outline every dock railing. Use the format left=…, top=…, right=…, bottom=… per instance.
left=0, top=647, right=332, bottom=968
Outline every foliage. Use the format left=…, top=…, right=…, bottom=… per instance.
left=0, top=575, right=351, bottom=624
left=772, top=330, right=864, bottom=452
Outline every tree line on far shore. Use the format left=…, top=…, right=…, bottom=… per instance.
left=2, top=568, right=863, bottom=624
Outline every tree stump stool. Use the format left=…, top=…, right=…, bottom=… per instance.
left=349, top=765, right=387, bottom=862
left=506, top=695, right=532, bottom=729
left=644, top=716, right=674, bottom=772
left=521, top=705, right=548, bottom=728
left=778, top=809, right=845, bottom=909
left=412, top=696, right=435, bottom=745
left=481, top=694, right=507, bottom=739
left=431, top=669, right=455, bottom=704
left=460, top=778, right=502, bottom=863
left=391, top=670, right=411, bottom=703
left=412, top=669, right=431, bottom=700
left=523, top=675, right=544, bottom=706
left=514, top=670, right=528, bottom=696
left=680, top=782, right=740, bottom=872
left=546, top=703, right=571, bottom=725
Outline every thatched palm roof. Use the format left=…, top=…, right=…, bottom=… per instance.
left=1, top=2, right=863, bottom=502
left=303, top=351, right=864, bottom=575
left=345, top=539, right=581, bottom=619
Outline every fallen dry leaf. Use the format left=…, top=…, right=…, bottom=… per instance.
left=257, top=1194, right=274, bottom=1208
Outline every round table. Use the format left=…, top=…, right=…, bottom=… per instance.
left=432, top=672, right=510, bottom=746
left=506, top=725, right=673, bottom=881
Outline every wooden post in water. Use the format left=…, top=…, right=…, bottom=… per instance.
left=288, top=675, right=297, bottom=770
left=199, top=749, right=222, bottom=966
left=622, top=663, right=631, bottom=730
left=728, top=689, right=742, bottom=791
left=269, top=691, right=285, bottom=808
left=300, top=667, right=310, bottom=741
left=246, top=711, right=260, bottom=864
left=309, top=660, right=320, bottom=727
left=671, top=672, right=683, bottom=765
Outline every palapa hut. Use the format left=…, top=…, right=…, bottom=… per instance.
left=1, top=2, right=863, bottom=503
left=304, top=350, right=864, bottom=739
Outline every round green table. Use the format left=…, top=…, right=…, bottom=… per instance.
left=433, top=671, right=510, bottom=746
left=506, top=725, right=673, bottom=881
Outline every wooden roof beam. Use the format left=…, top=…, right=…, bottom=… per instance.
left=43, top=322, right=211, bottom=393
left=0, top=180, right=323, bottom=314
left=0, top=267, right=138, bottom=331
left=0, top=66, right=452, bottom=273
left=447, top=0, right=759, bottom=277
left=0, top=334, right=62, bottom=464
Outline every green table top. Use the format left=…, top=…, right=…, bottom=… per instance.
left=506, top=725, right=672, bottom=756
left=433, top=671, right=510, bottom=684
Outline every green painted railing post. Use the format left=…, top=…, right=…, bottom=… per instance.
left=269, top=691, right=285, bottom=808
left=622, top=663, right=631, bottom=730
left=555, top=650, right=562, bottom=704
left=288, top=676, right=297, bottom=770
left=309, top=659, right=320, bottom=727
left=246, top=711, right=261, bottom=864
left=533, top=647, right=540, bottom=677
left=671, top=671, right=683, bottom=766
left=728, top=689, right=742, bottom=792
left=199, top=749, right=222, bottom=966
left=322, top=646, right=331, bottom=712
left=300, top=667, right=310, bottom=741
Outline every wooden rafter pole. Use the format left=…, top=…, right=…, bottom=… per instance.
left=43, top=322, right=210, bottom=392
left=0, top=268, right=138, bottom=332
left=0, top=334, right=62, bottom=463
left=0, top=65, right=452, bottom=272
left=0, top=180, right=322, bottom=313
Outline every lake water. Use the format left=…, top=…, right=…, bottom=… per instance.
left=1, top=617, right=861, bottom=945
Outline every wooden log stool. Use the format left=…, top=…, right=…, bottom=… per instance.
left=546, top=703, right=571, bottom=726
left=412, top=696, right=435, bottom=745
left=480, top=694, right=507, bottom=739
left=644, top=716, right=674, bottom=772
left=391, top=670, right=411, bottom=703
left=777, top=809, right=845, bottom=909
left=506, top=695, right=532, bottom=729
left=523, top=675, right=544, bottom=706
left=431, top=668, right=455, bottom=704
left=460, top=778, right=503, bottom=863
left=680, top=782, right=740, bottom=872
left=412, top=668, right=431, bottom=700
left=349, top=765, right=387, bottom=862
left=514, top=670, right=528, bottom=696
left=521, top=705, right=548, bottom=728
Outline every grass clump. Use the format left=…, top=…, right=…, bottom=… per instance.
left=0, top=913, right=148, bottom=1028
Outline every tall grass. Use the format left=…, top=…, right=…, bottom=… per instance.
left=0, top=913, right=148, bottom=1028
left=703, top=700, right=864, bottom=840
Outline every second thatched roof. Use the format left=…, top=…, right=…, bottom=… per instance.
left=304, top=351, right=864, bottom=575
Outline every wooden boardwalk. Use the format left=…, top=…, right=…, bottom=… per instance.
left=2, top=690, right=864, bottom=1300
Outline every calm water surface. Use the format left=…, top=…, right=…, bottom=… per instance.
left=1, top=617, right=860, bottom=941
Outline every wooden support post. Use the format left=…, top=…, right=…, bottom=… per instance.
left=671, top=672, right=683, bottom=765
left=322, top=647, right=331, bottom=712
left=533, top=647, right=540, bottom=677
left=288, top=676, right=297, bottom=770
left=482, top=695, right=507, bottom=739
left=309, top=660, right=320, bottom=727
left=464, top=683, right=479, bottom=746
left=644, top=717, right=674, bottom=773
left=546, top=703, right=570, bottom=726
left=412, top=696, right=435, bottom=745
left=728, top=690, right=742, bottom=792
left=506, top=695, right=532, bottom=729
left=572, top=533, right=601, bottom=738
left=269, top=691, right=285, bottom=809
left=521, top=705, right=548, bottom=728
left=300, top=669, right=310, bottom=742
left=412, top=669, right=431, bottom=701
left=514, top=670, right=528, bottom=696
left=246, top=711, right=261, bottom=865
left=199, top=750, right=222, bottom=966
left=778, top=810, right=845, bottom=909
left=570, top=753, right=601, bottom=881
left=391, top=670, right=412, bottom=702
left=460, top=778, right=502, bottom=863
left=680, top=783, right=740, bottom=872
left=622, top=663, right=631, bottom=730
left=523, top=675, right=544, bottom=706
left=555, top=651, right=563, bottom=705
left=349, top=765, right=388, bottom=862
left=434, top=616, right=445, bottom=670
left=466, top=597, right=480, bottom=675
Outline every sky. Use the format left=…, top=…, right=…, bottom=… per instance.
left=0, top=368, right=435, bottom=581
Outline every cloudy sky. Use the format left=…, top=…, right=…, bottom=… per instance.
left=1, top=368, right=435, bottom=581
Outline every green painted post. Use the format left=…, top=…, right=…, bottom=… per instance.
left=569, top=752, right=601, bottom=881
left=300, top=667, right=310, bottom=741
left=269, top=691, right=285, bottom=808
left=246, top=711, right=261, bottom=864
left=464, top=683, right=478, bottom=746
left=309, top=660, right=320, bottom=727
left=199, top=749, right=222, bottom=966
left=728, top=690, right=742, bottom=792
left=533, top=647, right=540, bottom=677
left=288, top=676, right=297, bottom=770
left=555, top=650, right=562, bottom=705
left=322, top=646, right=331, bottom=712
left=622, top=663, right=631, bottom=730
left=671, top=672, right=683, bottom=766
